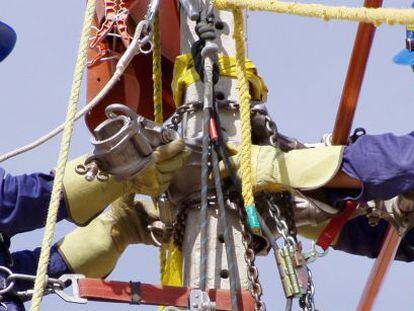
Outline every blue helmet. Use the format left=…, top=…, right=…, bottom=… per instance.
left=393, top=2, right=414, bottom=66
left=0, top=21, right=16, bottom=62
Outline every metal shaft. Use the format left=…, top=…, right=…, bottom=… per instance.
left=199, top=56, right=214, bottom=291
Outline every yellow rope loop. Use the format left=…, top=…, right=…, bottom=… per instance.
left=29, top=1, right=96, bottom=310
left=233, top=9, right=261, bottom=233
left=153, top=13, right=163, bottom=124
left=214, top=0, right=414, bottom=26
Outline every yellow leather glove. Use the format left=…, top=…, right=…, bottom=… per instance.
left=219, top=144, right=344, bottom=193
left=57, top=195, right=157, bottom=278
left=63, top=139, right=190, bottom=225
left=130, top=139, right=191, bottom=197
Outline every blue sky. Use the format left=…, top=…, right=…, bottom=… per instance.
left=1, top=1, right=414, bottom=310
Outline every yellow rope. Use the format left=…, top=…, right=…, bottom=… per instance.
left=153, top=13, right=163, bottom=124
left=215, top=0, right=414, bottom=26
left=151, top=14, right=183, bottom=308
left=152, top=10, right=167, bottom=288
left=29, top=1, right=96, bottom=310
left=233, top=9, right=261, bottom=234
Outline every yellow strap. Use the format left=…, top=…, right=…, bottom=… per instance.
left=214, top=0, right=414, bottom=26
left=29, top=1, right=96, bottom=310
left=172, top=54, right=268, bottom=107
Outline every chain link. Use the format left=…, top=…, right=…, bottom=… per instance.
left=234, top=197, right=266, bottom=311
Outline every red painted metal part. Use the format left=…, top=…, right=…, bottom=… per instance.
left=318, top=0, right=383, bottom=253
left=316, top=201, right=358, bottom=251
left=328, top=0, right=401, bottom=309
left=332, top=0, right=383, bottom=145
left=356, top=227, right=402, bottom=311
left=85, top=0, right=180, bottom=131
left=78, top=278, right=255, bottom=310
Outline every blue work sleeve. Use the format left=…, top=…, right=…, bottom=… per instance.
left=0, top=168, right=67, bottom=237
left=334, top=216, right=414, bottom=262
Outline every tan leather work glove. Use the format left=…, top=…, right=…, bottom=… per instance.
left=58, top=195, right=158, bottom=278
left=130, top=138, right=191, bottom=197
left=219, top=144, right=344, bottom=193
left=63, top=139, right=190, bottom=225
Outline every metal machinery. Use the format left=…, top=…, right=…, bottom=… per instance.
left=18, top=0, right=407, bottom=310
left=78, top=0, right=324, bottom=309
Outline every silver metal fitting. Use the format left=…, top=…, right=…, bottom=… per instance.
left=85, top=104, right=179, bottom=180
left=189, top=289, right=216, bottom=311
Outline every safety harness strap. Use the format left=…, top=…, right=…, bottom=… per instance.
left=77, top=278, right=255, bottom=310
left=317, top=200, right=358, bottom=250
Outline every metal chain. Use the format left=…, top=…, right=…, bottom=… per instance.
left=259, top=112, right=318, bottom=311
left=234, top=197, right=266, bottom=311
left=299, top=267, right=316, bottom=311
left=0, top=266, right=65, bottom=300
left=173, top=207, right=188, bottom=250
left=166, top=102, right=203, bottom=131
left=266, top=196, right=296, bottom=247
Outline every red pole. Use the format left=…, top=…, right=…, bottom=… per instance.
left=330, top=0, right=401, bottom=309
left=356, top=227, right=402, bottom=311
left=332, top=0, right=383, bottom=145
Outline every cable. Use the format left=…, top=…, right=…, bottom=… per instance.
left=211, top=148, right=239, bottom=311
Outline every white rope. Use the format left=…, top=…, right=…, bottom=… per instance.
left=29, top=0, right=96, bottom=309
left=0, top=20, right=149, bottom=164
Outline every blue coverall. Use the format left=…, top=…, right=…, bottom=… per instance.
left=0, top=170, right=70, bottom=310
left=1, top=132, right=414, bottom=310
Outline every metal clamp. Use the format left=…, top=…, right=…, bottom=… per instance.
left=54, top=274, right=87, bottom=304
left=85, top=104, right=179, bottom=180
left=188, top=290, right=215, bottom=311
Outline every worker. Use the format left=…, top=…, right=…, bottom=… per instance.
left=333, top=9, right=414, bottom=262
left=0, top=20, right=190, bottom=310
left=221, top=131, right=414, bottom=261
left=0, top=20, right=16, bottom=62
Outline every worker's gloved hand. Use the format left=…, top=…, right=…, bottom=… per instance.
left=375, top=194, right=414, bottom=236
left=130, top=139, right=191, bottom=197
left=63, top=139, right=190, bottom=226
left=219, top=143, right=344, bottom=193
left=57, top=195, right=159, bottom=278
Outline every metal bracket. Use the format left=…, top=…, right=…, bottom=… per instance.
left=188, top=290, right=215, bottom=311
left=54, top=274, right=87, bottom=304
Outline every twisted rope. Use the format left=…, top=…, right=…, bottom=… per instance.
left=153, top=13, right=163, bottom=124
left=215, top=0, right=414, bottom=26
left=233, top=9, right=260, bottom=234
left=29, top=1, right=96, bottom=310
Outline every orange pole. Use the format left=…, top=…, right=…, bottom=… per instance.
left=356, top=227, right=402, bottom=311
left=332, top=0, right=383, bottom=145
left=331, top=0, right=402, bottom=309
